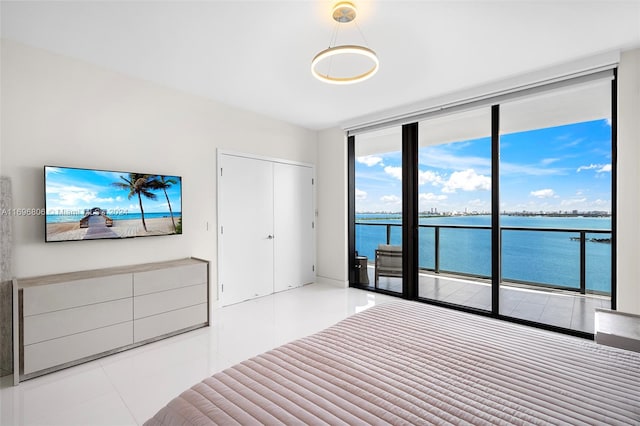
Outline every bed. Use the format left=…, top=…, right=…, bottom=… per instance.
left=145, top=301, right=640, bottom=425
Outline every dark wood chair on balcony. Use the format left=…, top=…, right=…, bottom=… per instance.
left=374, top=244, right=403, bottom=287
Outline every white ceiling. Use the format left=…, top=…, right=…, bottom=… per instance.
left=2, top=1, right=639, bottom=131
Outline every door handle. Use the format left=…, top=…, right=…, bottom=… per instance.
left=267, top=235, right=274, bottom=239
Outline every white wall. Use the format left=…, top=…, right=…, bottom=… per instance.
left=315, top=128, right=348, bottom=287
left=616, top=47, right=640, bottom=315
left=0, top=40, right=317, bottom=288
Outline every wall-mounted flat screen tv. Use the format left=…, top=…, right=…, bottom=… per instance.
left=45, top=166, right=182, bottom=242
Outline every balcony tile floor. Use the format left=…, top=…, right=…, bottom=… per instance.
left=370, top=268, right=610, bottom=334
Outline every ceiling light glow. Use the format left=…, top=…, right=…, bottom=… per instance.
left=311, top=2, right=378, bottom=85
left=311, top=45, right=379, bottom=85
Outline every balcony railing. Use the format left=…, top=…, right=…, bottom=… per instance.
left=355, top=222, right=612, bottom=295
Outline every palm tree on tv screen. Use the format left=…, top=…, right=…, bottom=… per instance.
left=112, top=173, right=157, bottom=232
left=154, top=175, right=179, bottom=233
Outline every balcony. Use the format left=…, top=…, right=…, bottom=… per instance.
left=355, top=222, right=612, bottom=334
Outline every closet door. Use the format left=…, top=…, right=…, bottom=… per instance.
left=273, top=163, right=315, bottom=292
left=219, top=155, right=274, bottom=306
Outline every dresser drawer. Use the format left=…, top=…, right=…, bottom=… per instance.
left=24, top=298, right=132, bottom=345
left=134, top=263, right=207, bottom=296
left=134, top=284, right=207, bottom=320
left=23, top=274, right=132, bottom=316
left=24, top=322, right=133, bottom=375
left=134, top=303, right=207, bottom=343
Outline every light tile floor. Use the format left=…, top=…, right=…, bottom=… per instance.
left=1, top=278, right=607, bottom=425
left=0, top=283, right=397, bottom=426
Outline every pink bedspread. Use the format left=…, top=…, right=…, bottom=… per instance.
left=145, top=301, right=640, bottom=425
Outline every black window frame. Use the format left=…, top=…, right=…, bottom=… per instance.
left=347, top=72, right=617, bottom=339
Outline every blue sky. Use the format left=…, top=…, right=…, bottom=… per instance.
left=45, top=167, right=182, bottom=215
left=355, top=119, right=612, bottom=213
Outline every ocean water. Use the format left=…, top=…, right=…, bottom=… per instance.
left=356, top=214, right=612, bottom=293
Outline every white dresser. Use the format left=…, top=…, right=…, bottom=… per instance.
left=13, top=258, right=209, bottom=383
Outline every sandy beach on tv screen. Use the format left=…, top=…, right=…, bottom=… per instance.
left=46, top=217, right=179, bottom=241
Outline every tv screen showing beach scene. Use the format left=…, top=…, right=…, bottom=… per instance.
left=45, top=166, right=182, bottom=242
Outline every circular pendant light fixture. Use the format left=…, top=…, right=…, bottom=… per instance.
left=311, top=2, right=379, bottom=85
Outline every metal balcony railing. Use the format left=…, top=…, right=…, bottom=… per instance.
left=355, top=222, right=612, bottom=295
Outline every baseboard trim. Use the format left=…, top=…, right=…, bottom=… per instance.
left=315, top=276, right=348, bottom=288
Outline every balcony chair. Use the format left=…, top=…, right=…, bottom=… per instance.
left=374, top=244, right=403, bottom=286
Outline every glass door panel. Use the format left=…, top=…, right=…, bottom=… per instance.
left=417, top=108, right=492, bottom=311
left=353, top=126, right=403, bottom=294
left=499, top=80, right=612, bottom=333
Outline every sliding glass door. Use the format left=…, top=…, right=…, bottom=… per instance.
left=499, top=81, right=613, bottom=333
left=417, top=108, right=493, bottom=311
left=352, top=126, right=403, bottom=295
left=349, top=71, right=615, bottom=336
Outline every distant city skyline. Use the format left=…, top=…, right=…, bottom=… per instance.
left=355, top=119, right=612, bottom=214
left=356, top=210, right=611, bottom=216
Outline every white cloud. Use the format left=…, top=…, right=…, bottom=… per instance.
left=384, top=166, right=402, bottom=181
left=577, top=163, right=611, bottom=173
left=559, top=137, right=585, bottom=149
left=355, top=188, right=367, bottom=200
left=48, top=183, right=99, bottom=206
left=541, top=158, right=560, bottom=166
left=418, top=170, right=444, bottom=186
left=419, top=193, right=447, bottom=202
left=357, top=156, right=383, bottom=167
left=401, top=150, right=570, bottom=189
left=418, top=147, right=491, bottom=174
left=380, top=195, right=401, bottom=205
left=385, top=167, right=445, bottom=186
left=530, top=189, right=556, bottom=198
left=442, top=169, right=491, bottom=193
left=576, top=164, right=599, bottom=172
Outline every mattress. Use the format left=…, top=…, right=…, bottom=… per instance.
left=145, top=301, right=640, bottom=425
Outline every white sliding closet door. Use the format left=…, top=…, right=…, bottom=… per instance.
left=274, top=163, right=315, bottom=292
left=219, top=155, right=274, bottom=306
left=218, top=153, right=315, bottom=307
